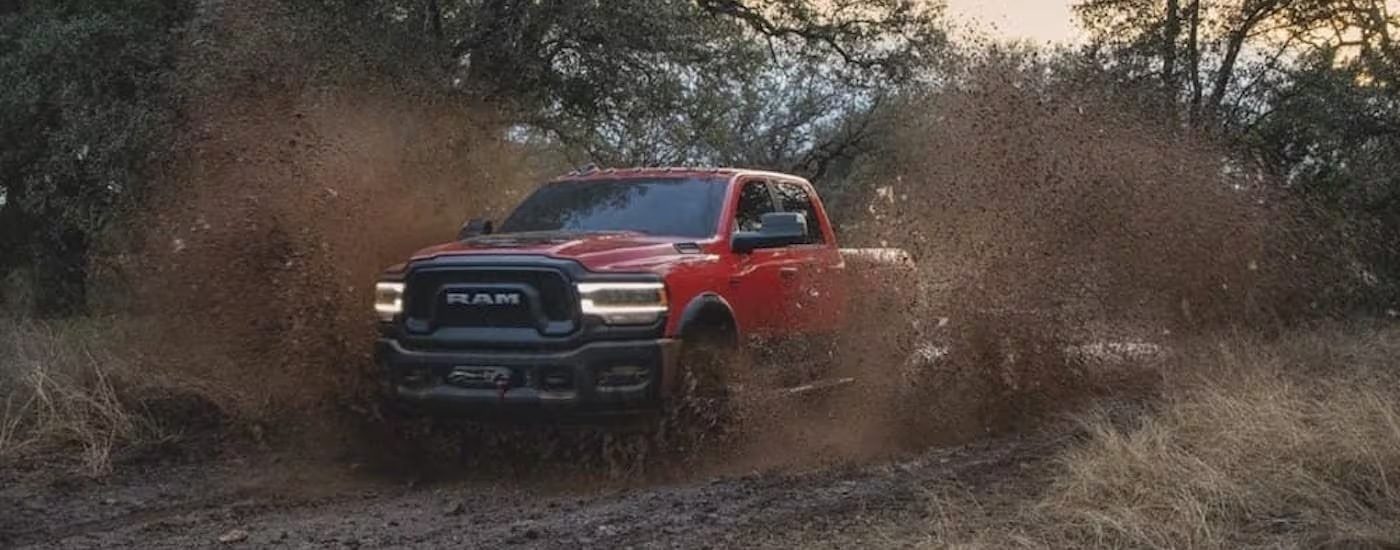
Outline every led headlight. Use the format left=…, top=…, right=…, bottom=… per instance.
left=374, top=281, right=405, bottom=322
left=577, top=282, right=667, bottom=325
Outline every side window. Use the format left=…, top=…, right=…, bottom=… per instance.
left=734, top=180, right=776, bottom=232
left=774, top=182, right=824, bottom=244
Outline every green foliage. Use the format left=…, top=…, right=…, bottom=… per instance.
left=1245, top=49, right=1400, bottom=306
left=10, top=0, right=1395, bottom=319
left=0, top=0, right=944, bottom=315
left=1073, top=0, right=1400, bottom=310
left=1, top=0, right=188, bottom=223
left=0, top=1, right=191, bottom=315
left=534, top=44, right=900, bottom=176
left=348, top=0, right=945, bottom=172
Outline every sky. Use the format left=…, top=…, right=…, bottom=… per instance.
left=942, top=0, right=1083, bottom=45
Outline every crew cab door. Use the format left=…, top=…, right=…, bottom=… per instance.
left=725, top=177, right=803, bottom=337
left=771, top=179, right=846, bottom=335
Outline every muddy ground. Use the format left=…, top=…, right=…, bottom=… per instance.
left=1, top=345, right=1155, bottom=550
left=1, top=421, right=1079, bottom=550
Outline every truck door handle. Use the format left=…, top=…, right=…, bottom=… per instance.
left=779, top=267, right=798, bottom=279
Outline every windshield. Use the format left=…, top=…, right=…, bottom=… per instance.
left=497, top=177, right=727, bottom=238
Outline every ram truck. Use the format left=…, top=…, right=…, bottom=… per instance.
left=373, top=167, right=919, bottom=427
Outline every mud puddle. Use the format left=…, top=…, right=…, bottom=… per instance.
left=3, top=421, right=1076, bottom=550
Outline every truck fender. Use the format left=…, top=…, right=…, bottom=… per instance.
left=675, top=293, right=739, bottom=348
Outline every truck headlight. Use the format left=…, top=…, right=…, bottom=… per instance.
left=577, top=282, right=667, bottom=325
left=374, top=281, right=404, bottom=322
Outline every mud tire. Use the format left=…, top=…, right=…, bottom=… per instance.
left=653, top=330, right=740, bottom=463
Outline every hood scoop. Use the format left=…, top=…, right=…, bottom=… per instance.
left=463, top=230, right=639, bottom=249
left=673, top=242, right=702, bottom=254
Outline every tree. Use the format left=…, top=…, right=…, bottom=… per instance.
left=1075, top=0, right=1339, bottom=128
left=0, top=0, right=945, bottom=317
left=353, top=0, right=945, bottom=174
left=0, top=1, right=190, bottom=316
left=1244, top=46, right=1400, bottom=307
left=1075, top=0, right=1400, bottom=309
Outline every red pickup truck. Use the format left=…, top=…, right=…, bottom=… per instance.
left=372, top=167, right=921, bottom=435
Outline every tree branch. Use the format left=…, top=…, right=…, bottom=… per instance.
left=694, top=0, right=896, bottom=72
left=1207, top=0, right=1286, bottom=121
left=1163, top=0, right=1181, bottom=96
left=1187, top=0, right=1203, bottom=125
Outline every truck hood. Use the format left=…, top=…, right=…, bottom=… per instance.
left=408, top=231, right=712, bottom=273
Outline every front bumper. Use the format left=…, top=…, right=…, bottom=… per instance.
left=376, top=337, right=680, bottom=420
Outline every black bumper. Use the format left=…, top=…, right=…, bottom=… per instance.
left=376, top=337, right=680, bottom=420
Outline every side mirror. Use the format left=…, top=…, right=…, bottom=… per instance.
left=458, top=218, right=494, bottom=240
left=732, top=212, right=807, bottom=253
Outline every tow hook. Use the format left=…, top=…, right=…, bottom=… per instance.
left=495, top=374, right=510, bottom=402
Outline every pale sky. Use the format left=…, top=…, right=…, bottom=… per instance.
left=943, top=0, right=1083, bottom=45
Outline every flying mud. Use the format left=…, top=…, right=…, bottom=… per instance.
left=0, top=2, right=1319, bottom=547
left=114, top=0, right=1292, bottom=476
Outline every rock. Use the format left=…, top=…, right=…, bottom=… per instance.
left=218, top=529, right=250, bottom=543
left=444, top=501, right=466, bottom=516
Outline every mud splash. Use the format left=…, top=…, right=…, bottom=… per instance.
left=706, top=55, right=1311, bottom=475
left=113, top=1, right=539, bottom=457
left=100, top=3, right=1314, bottom=485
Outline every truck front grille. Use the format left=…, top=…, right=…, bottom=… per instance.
left=403, top=267, right=574, bottom=330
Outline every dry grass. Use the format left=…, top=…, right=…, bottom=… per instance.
left=0, top=318, right=167, bottom=477
left=910, top=323, right=1400, bottom=550
left=1042, top=326, right=1400, bottom=549
left=0, top=315, right=235, bottom=477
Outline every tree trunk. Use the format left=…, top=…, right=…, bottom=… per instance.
left=30, top=223, right=90, bottom=318
left=1207, top=27, right=1249, bottom=122
left=426, top=0, right=443, bottom=42
left=1206, top=1, right=1283, bottom=124
left=1163, top=0, right=1181, bottom=96
left=465, top=0, right=519, bottom=97
left=1187, top=0, right=1203, bottom=125
left=463, top=0, right=554, bottom=110
left=0, top=199, right=21, bottom=310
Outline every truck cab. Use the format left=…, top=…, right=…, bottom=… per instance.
left=373, top=167, right=892, bottom=422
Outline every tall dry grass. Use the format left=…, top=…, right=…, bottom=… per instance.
left=1042, top=325, right=1400, bottom=549
left=0, top=318, right=217, bottom=477
left=916, top=323, right=1400, bottom=550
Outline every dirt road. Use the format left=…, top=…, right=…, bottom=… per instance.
left=2, top=339, right=1159, bottom=549
left=2, top=422, right=1075, bottom=549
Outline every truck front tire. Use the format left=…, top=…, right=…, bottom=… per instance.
left=656, top=327, right=739, bottom=459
